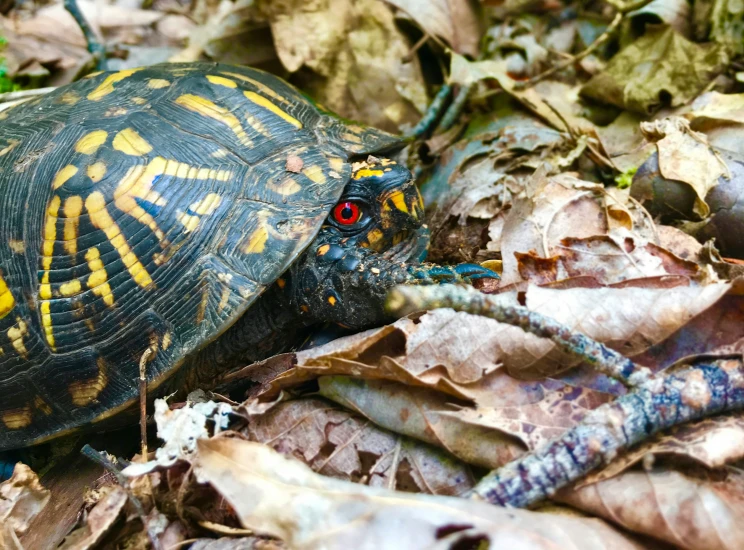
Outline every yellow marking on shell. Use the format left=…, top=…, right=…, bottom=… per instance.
left=131, top=97, right=147, bottom=105
left=353, top=168, right=384, bottom=180
left=177, top=213, right=200, bottom=233
left=388, top=190, right=408, bottom=214
left=221, top=72, right=290, bottom=104
left=86, top=192, right=154, bottom=289
left=41, top=301, right=54, bottom=349
left=211, top=149, right=229, bottom=158
left=244, top=114, right=270, bottom=137
left=329, top=157, right=344, bottom=172
left=218, top=286, right=231, bottom=313
left=113, top=128, right=153, bottom=156
left=147, top=78, right=171, bottom=89
left=40, top=196, right=61, bottom=300
left=342, top=132, right=363, bottom=144
left=0, top=139, right=19, bottom=157
left=88, top=68, right=142, bottom=100
left=34, top=396, right=52, bottom=416
left=317, top=244, right=330, bottom=256
left=52, top=165, right=78, bottom=190
left=58, top=91, right=81, bottom=105
left=189, top=193, right=223, bottom=216
left=242, top=225, right=269, bottom=254
left=87, top=161, right=107, bottom=182
left=105, top=106, right=128, bottom=117
left=243, top=91, right=302, bottom=129
left=302, top=165, right=326, bottom=184
left=1, top=405, right=32, bottom=429
left=59, top=279, right=82, bottom=297
left=175, top=94, right=253, bottom=147
left=207, top=75, right=238, bottom=88
left=0, top=274, right=14, bottom=319
left=162, top=331, right=172, bottom=350
left=85, top=248, right=114, bottom=307
left=68, top=357, right=108, bottom=406
left=63, top=196, right=83, bottom=255
left=75, top=130, right=108, bottom=155
left=380, top=158, right=396, bottom=166
left=84, top=71, right=103, bottom=79
left=8, top=240, right=24, bottom=253
left=8, top=319, right=29, bottom=358
left=328, top=295, right=337, bottom=306
left=270, top=177, right=302, bottom=196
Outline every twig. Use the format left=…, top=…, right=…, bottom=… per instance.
left=435, top=84, right=472, bottom=133
left=466, top=357, right=744, bottom=507
left=385, top=284, right=652, bottom=386
left=515, top=13, right=623, bottom=90
left=405, top=84, right=453, bottom=140
left=0, top=87, right=55, bottom=104
left=81, top=445, right=164, bottom=550
left=64, top=0, right=107, bottom=70
left=139, top=347, right=155, bottom=461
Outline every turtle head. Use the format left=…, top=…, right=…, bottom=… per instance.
left=324, top=157, right=426, bottom=256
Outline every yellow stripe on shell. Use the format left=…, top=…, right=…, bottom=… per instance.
left=75, top=130, right=108, bottom=155
left=68, top=357, right=108, bottom=406
left=189, top=193, right=222, bottom=216
left=220, top=72, right=290, bottom=104
left=175, top=94, right=253, bottom=147
left=85, top=247, right=115, bottom=307
left=242, top=225, right=269, bottom=254
left=59, top=279, right=82, bottom=297
left=40, top=196, right=61, bottom=300
left=113, top=128, right=153, bottom=157
left=302, top=165, right=326, bottom=184
left=86, top=192, right=154, bottom=289
left=0, top=139, right=19, bottom=157
left=63, top=196, right=84, bottom=255
left=8, top=319, right=29, bottom=358
left=147, top=79, right=171, bottom=89
left=0, top=274, right=14, bottom=319
left=206, top=75, right=237, bottom=88
left=40, top=301, right=55, bottom=349
left=52, top=165, right=78, bottom=190
left=243, top=91, right=302, bottom=129
left=269, top=177, right=302, bottom=196
left=88, top=68, right=142, bottom=101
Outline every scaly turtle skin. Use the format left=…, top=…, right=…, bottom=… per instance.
left=0, top=62, right=494, bottom=451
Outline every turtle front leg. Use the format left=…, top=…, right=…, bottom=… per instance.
left=285, top=235, right=498, bottom=329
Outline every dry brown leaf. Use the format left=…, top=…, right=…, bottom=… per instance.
left=559, top=467, right=744, bottom=550
left=641, top=117, right=728, bottom=218
left=193, top=438, right=646, bottom=550
left=0, top=463, right=50, bottom=547
left=257, top=0, right=427, bottom=132
left=383, top=0, right=482, bottom=56
left=58, top=486, right=128, bottom=550
left=244, top=397, right=476, bottom=495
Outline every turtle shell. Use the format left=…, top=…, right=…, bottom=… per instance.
left=0, top=62, right=403, bottom=450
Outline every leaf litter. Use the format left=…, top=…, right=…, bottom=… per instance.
left=4, top=0, right=744, bottom=548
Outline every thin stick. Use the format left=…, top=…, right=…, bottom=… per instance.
left=406, top=84, right=453, bottom=140
left=139, top=347, right=155, bottom=461
left=386, top=284, right=652, bottom=386
left=466, top=357, right=744, bottom=507
left=64, top=0, right=106, bottom=70
left=0, top=87, right=55, bottom=104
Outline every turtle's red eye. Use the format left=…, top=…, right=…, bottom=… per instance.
left=332, top=201, right=362, bottom=225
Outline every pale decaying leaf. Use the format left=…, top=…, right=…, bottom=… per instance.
left=257, top=0, right=427, bottom=132
left=57, top=486, right=128, bottom=550
left=581, top=26, right=728, bottom=114
left=0, top=463, right=50, bottom=547
left=383, top=0, right=482, bottom=56
left=640, top=117, right=729, bottom=217
left=244, top=397, right=476, bottom=495
left=193, top=438, right=646, bottom=550
left=559, top=468, right=744, bottom=550
left=123, top=399, right=232, bottom=476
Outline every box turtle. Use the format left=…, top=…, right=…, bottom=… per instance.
left=0, top=62, right=495, bottom=451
